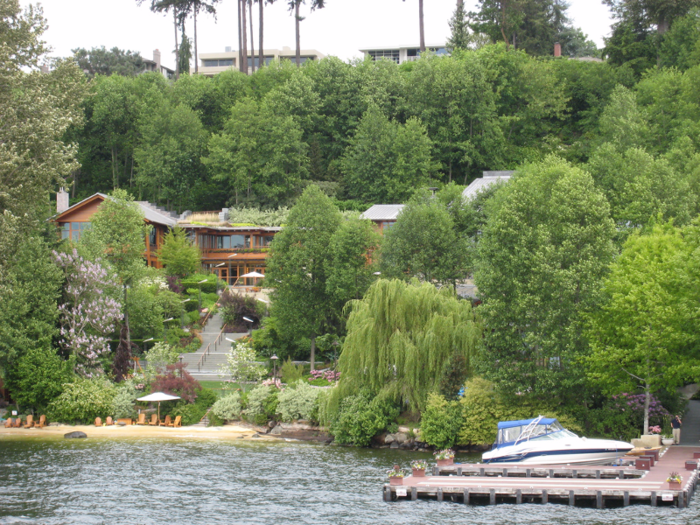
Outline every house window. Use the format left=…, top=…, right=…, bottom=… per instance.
left=202, top=59, right=234, bottom=67
left=368, top=50, right=399, bottom=64
left=149, top=227, right=157, bottom=247
left=260, top=235, right=274, bottom=247
left=59, top=222, right=91, bottom=241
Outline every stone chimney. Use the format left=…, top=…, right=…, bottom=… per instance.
left=57, top=188, right=70, bottom=214
left=554, top=42, right=562, bottom=58
left=154, top=49, right=161, bottom=71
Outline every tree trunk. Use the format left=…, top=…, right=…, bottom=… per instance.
left=310, top=333, right=316, bottom=372
left=194, top=8, right=198, bottom=73
left=124, top=285, right=131, bottom=349
left=643, top=382, right=650, bottom=435
left=259, top=0, right=264, bottom=70
left=419, top=0, right=425, bottom=52
left=241, top=0, right=249, bottom=73
left=501, top=1, right=509, bottom=51
left=238, top=0, right=243, bottom=72
left=174, top=10, right=180, bottom=80
left=111, top=146, right=118, bottom=189
left=295, top=1, right=301, bottom=67
left=249, top=0, right=255, bottom=73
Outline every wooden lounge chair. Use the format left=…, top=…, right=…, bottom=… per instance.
left=171, top=415, right=182, bottom=428
left=162, top=415, right=172, bottom=427
left=13, top=418, right=21, bottom=428
left=105, top=416, right=114, bottom=426
left=136, top=413, right=146, bottom=425
left=95, top=417, right=102, bottom=426
left=4, top=418, right=13, bottom=428
left=34, top=415, right=47, bottom=428
left=23, top=415, right=34, bottom=428
left=147, top=414, right=158, bottom=426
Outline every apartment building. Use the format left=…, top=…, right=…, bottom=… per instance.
left=199, top=46, right=325, bottom=76
left=359, top=44, right=449, bottom=65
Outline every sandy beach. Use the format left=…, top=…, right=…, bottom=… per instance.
left=0, top=422, right=268, bottom=441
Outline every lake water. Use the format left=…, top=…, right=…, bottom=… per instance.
left=1, top=437, right=698, bottom=524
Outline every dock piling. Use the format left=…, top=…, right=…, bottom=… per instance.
left=541, top=489, right=548, bottom=504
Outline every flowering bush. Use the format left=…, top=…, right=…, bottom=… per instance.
left=54, top=250, right=122, bottom=377
left=387, top=468, right=406, bottom=478
left=210, top=392, right=242, bottom=421
left=277, top=380, right=321, bottom=423
left=244, top=385, right=279, bottom=425
left=433, top=449, right=455, bottom=460
left=262, top=378, right=283, bottom=389
left=308, top=370, right=340, bottom=385
left=218, top=339, right=266, bottom=385
left=649, top=425, right=661, bottom=435
left=666, top=472, right=682, bottom=483
left=587, top=393, right=671, bottom=440
left=144, top=342, right=181, bottom=376
left=411, top=460, right=428, bottom=470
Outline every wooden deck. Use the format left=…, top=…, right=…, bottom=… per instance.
left=383, top=446, right=700, bottom=508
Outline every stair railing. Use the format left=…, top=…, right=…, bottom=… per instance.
left=196, top=325, right=226, bottom=372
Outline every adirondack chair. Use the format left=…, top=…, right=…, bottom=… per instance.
left=162, top=415, right=172, bottom=427
left=23, top=415, right=34, bottom=428
left=136, top=413, right=147, bottom=425
left=95, top=417, right=102, bottom=426
left=105, top=416, right=114, bottom=426
left=4, top=418, right=12, bottom=428
left=12, top=418, right=21, bottom=428
left=171, top=415, right=182, bottom=428
left=148, top=414, right=158, bottom=426
left=34, top=415, right=47, bottom=428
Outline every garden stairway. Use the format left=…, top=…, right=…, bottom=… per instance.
left=178, top=312, right=248, bottom=382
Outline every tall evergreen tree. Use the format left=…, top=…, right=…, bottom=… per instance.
left=448, top=0, right=471, bottom=50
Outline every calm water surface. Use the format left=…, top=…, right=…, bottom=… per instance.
left=0, top=436, right=698, bottom=524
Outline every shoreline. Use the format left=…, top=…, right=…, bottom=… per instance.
left=0, top=423, right=271, bottom=441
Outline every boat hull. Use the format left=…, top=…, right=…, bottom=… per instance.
left=482, top=439, right=634, bottom=466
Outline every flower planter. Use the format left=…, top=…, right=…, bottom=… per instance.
left=436, top=459, right=454, bottom=467
left=662, top=438, right=674, bottom=446
left=667, top=481, right=682, bottom=490
left=389, top=477, right=404, bottom=486
left=412, top=468, right=426, bottom=477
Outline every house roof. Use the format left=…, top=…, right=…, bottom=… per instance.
left=462, top=171, right=515, bottom=200
left=54, top=193, right=178, bottom=227
left=360, top=204, right=405, bottom=221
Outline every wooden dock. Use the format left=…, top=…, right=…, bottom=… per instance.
left=383, top=446, right=700, bottom=508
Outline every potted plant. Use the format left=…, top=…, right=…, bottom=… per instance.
left=411, top=459, right=428, bottom=477
left=666, top=472, right=682, bottom=490
left=661, top=434, right=674, bottom=446
left=434, top=449, right=455, bottom=467
left=387, top=467, right=407, bottom=486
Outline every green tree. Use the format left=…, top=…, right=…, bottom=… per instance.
left=328, top=279, right=481, bottom=413
left=79, top=189, right=150, bottom=345
left=158, top=226, right=201, bottom=277
left=379, top=191, right=467, bottom=285
left=71, top=46, right=145, bottom=78
left=265, top=185, right=342, bottom=370
left=287, top=0, right=325, bottom=66
left=448, top=0, right=472, bottom=50
left=585, top=221, right=700, bottom=434
left=474, top=156, right=616, bottom=401
left=341, top=105, right=433, bottom=202
left=4, top=345, right=70, bottom=412
left=658, top=9, right=700, bottom=69
left=178, top=28, right=192, bottom=74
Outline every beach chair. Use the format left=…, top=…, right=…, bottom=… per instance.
left=105, top=416, right=114, bottom=426
left=4, top=418, right=12, bottom=428
left=136, top=413, right=146, bottom=425
left=172, top=415, right=182, bottom=428
left=23, top=415, right=34, bottom=428
left=162, top=415, right=172, bottom=427
left=148, top=414, right=158, bottom=426
left=13, top=418, right=21, bottom=428
left=95, top=417, right=102, bottom=426
left=34, top=415, right=47, bottom=428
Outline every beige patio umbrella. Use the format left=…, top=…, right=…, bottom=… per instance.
left=137, top=392, right=180, bottom=422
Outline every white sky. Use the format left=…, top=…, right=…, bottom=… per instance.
left=28, top=0, right=614, bottom=70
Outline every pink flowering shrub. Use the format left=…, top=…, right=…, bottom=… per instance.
left=588, top=392, right=671, bottom=441
left=308, top=370, right=340, bottom=385
left=54, top=250, right=122, bottom=377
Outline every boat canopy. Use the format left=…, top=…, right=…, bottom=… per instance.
left=494, top=417, right=566, bottom=449
left=497, top=418, right=557, bottom=430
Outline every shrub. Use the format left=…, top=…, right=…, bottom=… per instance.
left=210, top=392, right=242, bottom=421
left=155, top=290, right=186, bottom=319
left=113, top=380, right=139, bottom=419
left=144, top=342, right=180, bottom=375
left=585, top=393, right=671, bottom=441
left=245, top=385, right=278, bottom=425
left=170, top=387, right=218, bottom=426
left=47, top=378, right=117, bottom=424
left=150, top=363, right=200, bottom=403
left=219, top=291, right=261, bottom=331
left=329, top=391, right=399, bottom=447
left=181, top=273, right=217, bottom=294
left=4, top=345, right=70, bottom=412
left=419, top=393, right=462, bottom=449
left=277, top=381, right=321, bottom=423
left=280, top=359, right=304, bottom=384
left=218, top=339, right=266, bottom=385
left=208, top=412, right=225, bottom=427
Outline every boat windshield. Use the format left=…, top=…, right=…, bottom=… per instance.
left=496, top=421, right=575, bottom=447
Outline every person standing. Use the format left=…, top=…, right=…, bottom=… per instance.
left=671, top=415, right=682, bottom=445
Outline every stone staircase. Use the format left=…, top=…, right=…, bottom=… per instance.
left=180, top=312, right=248, bottom=382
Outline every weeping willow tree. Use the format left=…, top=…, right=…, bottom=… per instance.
left=329, top=279, right=481, bottom=414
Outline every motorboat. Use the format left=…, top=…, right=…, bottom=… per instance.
left=481, top=416, right=634, bottom=465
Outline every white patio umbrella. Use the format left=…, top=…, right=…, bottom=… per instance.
left=241, top=271, right=265, bottom=279
left=137, top=392, right=180, bottom=423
